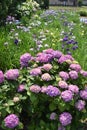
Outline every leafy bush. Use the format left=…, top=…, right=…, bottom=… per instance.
left=35, top=0, right=49, bottom=9
left=17, top=0, right=39, bottom=18
left=79, top=10, right=87, bottom=16
left=0, top=48, right=87, bottom=130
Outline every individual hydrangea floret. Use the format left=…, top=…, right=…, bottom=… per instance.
left=5, top=69, right=19, bottom=80
left=46, top=85, right=60, bottom=97
left=4, top=114, right=19, bottom=128
left=80, top=70, right=87, bottom=77
left=42, top=63, right=52, bottom=71
left=58, top=80, right=68, bottom=89
left=30, top=68, right=42, bottom=76
left=50, top=112, right=57, bottom=120
left=0, top=70, right=4, bottom=83
left=41, top=73, right=52, bottom=81
left=20, top=53, right=31, bottom=67
left=69, top=70, right=78, bottom=79
left=30, top=85, right=41, bottom=93
left=68, top=85, right=79, bottom=94
left=61, top=90, right=73, bottom=102
left=70, top=64, right=81, bottom=72
left=80, top=90, right=87, bottom=100
left=59, top=71, right=69, bottom=80
left=59, top=112, right=72, bottom=126
left=75, top=100, right=86, bottom=111
left=58, top=125, right=66, bottom=130
left=18, top=84, right=25, bottom=92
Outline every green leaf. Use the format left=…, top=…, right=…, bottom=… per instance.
left=49, top=103, right=56, bottom=111
left=8, top=100, right=14, bottom=106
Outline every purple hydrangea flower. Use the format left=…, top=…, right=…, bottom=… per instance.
left=59, top=71, right=69, bottom=80
left=41, top=73, right=52, bottom=81
left=43, top=48, right=54, bottom=54
left=50, top=112, right=57, bottom=120
left=61, top=90, right=73, bottom=102
left=58, top=81, right=68, bottom=89
left=42, top=63, right=52, bottom=71
left=68, top=85, right=79, bottom=94
left=30, top=85, right=41, bottom=93
left=70, top=64, right=81, bottom=72
left=58, top=125, right=66, bottom=130
left=4, top=114, right=19, bottom=128
left=75, top=100, right=86, bottom=111
left=59, top=112, right=72, bottom=126
left=30, top=68, right=42, bottom=76
left=80, top=70, right=87, bottom=77
left=0, top=70, right=4, bottom=83
left=69, top=70, right=78, bottom=79
left=5, top=69, right=19, bottom=80
left=58, top=55, right=74, bottom=64
left=80, top=90, right=87, bottom=100
left=36, top=53, right=53, bottom=63
left=18, top=84, right=25, bottom=92
left=46, top=85, right=60, bottom=97
left=20, top=53, right=31, bottom=67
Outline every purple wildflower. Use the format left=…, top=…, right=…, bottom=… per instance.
left=80, top=90, right=87, bottom=100
left=59, top=112, right=72, bottom=126
left=50, top=112, right=57, bottom=120
left=75, top=100, right=86, bottom=111
left=69, top=70, right=78, bottom=79
left=58, top=81, right=68, bottom=89
left=0, top=70, right=4, bottom=83
left=41, top=73, right=52, bottom=81
left=46, top=85, right=60, bottom=97
left=70, top=64, right=81, bottom=72
left=18, top=84, right=25, bottom=92
left=4, top=114, right=19, bottom=128
left=30, top=68, right=42, bottom=76
left=30, top=85, right=41, bottom=93
left=20, top=53, right=31, bottom=67
left=59, top=71, right=69, bottom=80
left=5, top=69, right=19, bottom=80
left=68, top=85, right=79, bottom=94
left=61, top=90, right=73, bottom=102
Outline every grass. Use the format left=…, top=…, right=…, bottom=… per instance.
left=0, top=7, right=87, bottom=71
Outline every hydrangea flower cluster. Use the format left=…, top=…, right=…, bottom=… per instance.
left=4, top=114, right=19, bottom=128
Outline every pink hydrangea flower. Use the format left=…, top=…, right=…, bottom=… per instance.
left=69, top=70, right=78, bottom=79
left=30, top=85, right=41, bottom=93
left=41, top=73, right=52, bottom=81
left=5, top=69, right=19, bottom=80
left=0, top=70, right=4, bottom=83
left=42, top=63, right=52, bottom=71
left=58, top=80, right=68, bottom=89
left=18, top=84, right=25, bottom=92
left=59, top=71, right=69, bottom=80
left=68, top=84, right=79, bottom=94
left=70, top=64, right=81, bottom=72
left=30, top=68, right=42, bottom=76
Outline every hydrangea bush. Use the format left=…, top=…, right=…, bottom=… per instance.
left=0, top=48, right=87, bottom=130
